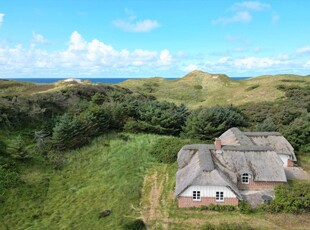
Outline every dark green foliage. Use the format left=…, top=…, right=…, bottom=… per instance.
left=194, top=85, right=203, bottom=90
left=240, top=85, right=310, bottom=152
left=0, top=155, right=20, bottom=190
left=255, top=117, right=277, bottom=131
left=200, top=204, right=236, bottom=212
left=149, top=137, right=195, bottom=163
left=0, top=140, right=7, bottom=154
left=7, top=135, right=32, bottom=161
left=238, top=201, right=253, bottom=214
left=282, top=114, right=310, bottom=152
left=201, top=222, right=255, bottom=230
left=122, top=219, right=147, bottom=230
left=261, top=181, right=310, bottom=213
left=51, top=104, right=111, bottom=151
left=124, top=101, right=189, bottom=136
left=281, top=79, right=305, bottom=83
left=183, top=106, right=245, bottom=140
left=245, top=84, right=259, bottom=91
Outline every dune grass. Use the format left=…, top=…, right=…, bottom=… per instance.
left=119, top=71, right=310, bottom=108
left=0, top=133, right=162, bottom=229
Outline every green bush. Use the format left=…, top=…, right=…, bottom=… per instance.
left=124, top=101, right=189, bottom=136
left=261, top=181, right=310, bottom=214
left=149, top=137, right=195, bottom=163
left=200, top=204, right=236, bottom=212
left=238, top=200, right=253, bottom=214
left=245, top=84, right=260, bottom=91
left=0, top=164, right=20, bottom=191
left=183, top=106, right=245, bottom=141
left=122, top=219, right=146, bottom=230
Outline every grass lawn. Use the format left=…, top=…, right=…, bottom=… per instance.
left=0, top=133, right=160, bottom=229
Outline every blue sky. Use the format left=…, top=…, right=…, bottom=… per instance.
left=0, top=0, right=310, bottom=78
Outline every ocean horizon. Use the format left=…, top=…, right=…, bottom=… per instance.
left=0, top=77, right=251, bottom=84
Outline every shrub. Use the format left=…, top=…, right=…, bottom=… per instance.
left=203, top=204, right=236, bottom=212
left=149, top=137, right=195, bottom=163
left=238, top=200, right=253, bottom=214
left=122, top=219, right=146, bottom=230
left=124, top=101, right=189, bottom=136
left=183, top=106, right=245, bottom=141
left=261, top=181, right=310, bottom=214
left=245, top=84, right=259, bottom=91
left=194, top=85, right=203, bottom=90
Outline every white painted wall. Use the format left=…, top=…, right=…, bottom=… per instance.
left=180, top=185, right=237, bottom=198
left=279, top=154, right=289, bottom=167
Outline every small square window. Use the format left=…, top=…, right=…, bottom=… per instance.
left=216, top=191, right=224, bottom=202
left=193, top=191, right=201, bottom=201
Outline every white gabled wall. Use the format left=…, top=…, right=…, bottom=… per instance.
left=279, top=154, right=289, bottom=167
left=180, top=185, right=237, bottom=198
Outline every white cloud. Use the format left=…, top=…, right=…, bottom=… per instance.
left=296, top=46, right=310, bottom=55
left=218, top=56, right=230, bottom=64
left=0, top=13, right=4, bottom=26
left=182, top=64, right=198, bottom=72
left=212, top=11, right=252, bottom=25
left=113, top=13, right=160, bottom=32
left=158, top=49, right=172, bottom=66
left=230, top=1, right=270, bottom=11
left=0, top=31, right=174, bottom=77
left=213, top=1, right=276, bottom=25
left=32, top=32, right=48, bottom=44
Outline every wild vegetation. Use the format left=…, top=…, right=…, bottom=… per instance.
left=0, top=73, right=309, bottom=229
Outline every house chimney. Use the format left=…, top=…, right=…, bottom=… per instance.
left=214, top=138, right=222, bottom=150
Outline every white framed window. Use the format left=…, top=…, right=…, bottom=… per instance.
left=193, top=191, right=201, bottom=201
left=241, top=173, right=249, bottom=184
left=216, top=191, right=224, bottom=202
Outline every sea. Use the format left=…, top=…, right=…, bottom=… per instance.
left=0, top=77, right=251, bottom=84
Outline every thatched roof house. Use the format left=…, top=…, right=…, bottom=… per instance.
left=220, top=128, right=297, bottom=165
left=175, top=128, right=295, bottom=208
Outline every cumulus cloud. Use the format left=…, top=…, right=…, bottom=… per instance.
left=32, top=32, right=48, bottom=44
left=0, top=31, right=172, bottom=77
left=296, top=46, right=310, bottom=55
left=158, top=49, right=172, bottom=66
left=0, top=13, right=4, bottom=26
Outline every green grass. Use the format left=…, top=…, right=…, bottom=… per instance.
left=119, top=71, right=310, bottom=108
left=0, top=133, right=163, bottom=229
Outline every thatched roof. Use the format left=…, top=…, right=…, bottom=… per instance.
left=220, top=128, right=296, bottom=161
left=244, top=133, right=297, bottom=161
left=175, top=145, right=243, bottom=198
left=214, top=149, right=287, bottom=182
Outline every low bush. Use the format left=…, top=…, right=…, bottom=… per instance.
left=200, top=204, right=236, bottom=212
left=149, top=137, right=195, bottom=163
left=260, top=181, right=310, bottom=214
left=122, top=219, right=146, bottom=230
left=245, top=84, right=260, bottom=91
left=238, top=200, right=253, bottom=214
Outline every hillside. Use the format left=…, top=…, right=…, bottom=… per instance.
left=119, top=70, right=310, bottom=108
